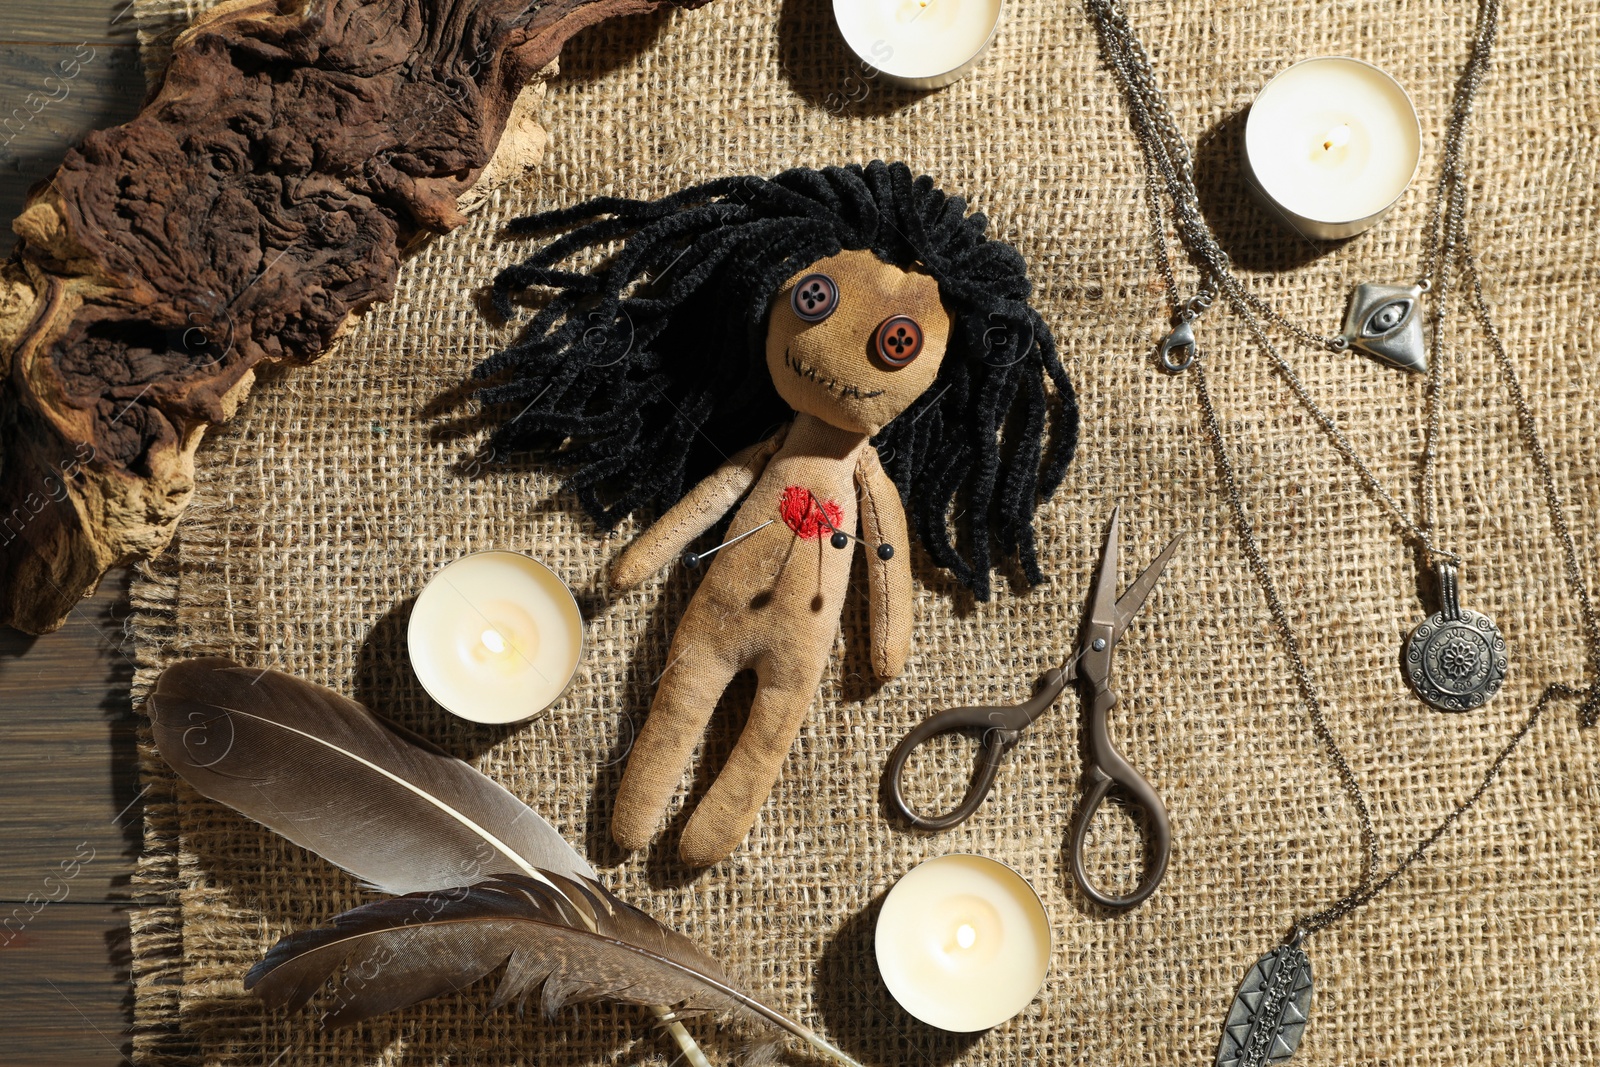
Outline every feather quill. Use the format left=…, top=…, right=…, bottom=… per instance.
left=245, top=871, right=858, bottom=1065
left=148, top=658, right=859, bottom=1066
left=146, top=657, right=594, bottom=893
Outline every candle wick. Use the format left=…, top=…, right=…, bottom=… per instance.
left=435, top=571, right=553, bottom=685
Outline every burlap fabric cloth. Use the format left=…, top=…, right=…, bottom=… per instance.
left=125, top=0, right=1600, bottom=1064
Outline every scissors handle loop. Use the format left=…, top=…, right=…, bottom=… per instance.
left=883, top=671, right=1071, bottom=832
left=1069, top=763, right=1172, bottom=910
left=883, top=706, right=1017, bottom=831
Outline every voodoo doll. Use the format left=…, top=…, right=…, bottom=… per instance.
left=476, top=161, right=1078, bottom=865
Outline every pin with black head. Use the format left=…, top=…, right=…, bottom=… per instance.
left=682, top=519, right=775, bottom=569
left=804, top=491, right=895, bottom=561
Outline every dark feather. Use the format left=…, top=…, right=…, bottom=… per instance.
left=147, top=657, right=594, bottom=894
left=150, top=659, right=858, bottom=1064
left=246, top=871, right=855, bottom=1063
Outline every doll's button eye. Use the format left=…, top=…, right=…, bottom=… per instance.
left=873, top=315, right=923, bottom=367
left=791, top=273, right=839, bottom=323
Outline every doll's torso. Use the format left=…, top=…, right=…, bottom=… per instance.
left=685, top=414, right=869, bottom=669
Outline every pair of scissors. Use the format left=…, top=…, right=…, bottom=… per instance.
left=883, top=506, right=1184, bottom=909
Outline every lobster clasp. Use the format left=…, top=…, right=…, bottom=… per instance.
left=1157, top=318, right=1196, bottom=373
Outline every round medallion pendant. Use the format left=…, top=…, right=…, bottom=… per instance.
left=1403, top=607, right=1507, bottom=712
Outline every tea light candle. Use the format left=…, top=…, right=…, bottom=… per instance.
left=407, top=551, right=583, bottom=725
left=833, top=0, right=1004, bottom=90
left=1243, top=57, right=1423, bottom=239
left=874, top=854, right=1050, bottom=1031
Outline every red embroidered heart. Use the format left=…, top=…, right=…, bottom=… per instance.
left=779, top=485, right=842, bottom=540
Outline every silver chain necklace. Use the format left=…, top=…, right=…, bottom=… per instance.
left=1086, top=0, right=1600, bottom=1063
left=1096, top=0, right=1509, bottom=714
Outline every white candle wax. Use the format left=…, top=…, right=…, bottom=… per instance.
left=874, top=854, right=1050, bottom=1031
left=1244, top=57, right=1422, bottom=239
left=833, top=0, right=1003, bottom=89
left=407, top=551, right=583, bottom=725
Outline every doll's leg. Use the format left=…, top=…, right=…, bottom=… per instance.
left=678, top=651, right=827, bottom=867
left=612, top=649, right=742, bottom=852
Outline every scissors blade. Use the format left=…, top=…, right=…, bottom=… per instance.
left=1085, top=505, right=1122, bottom=634
left=1113, top=529, right=1186, bottom=639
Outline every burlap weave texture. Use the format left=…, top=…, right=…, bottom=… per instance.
left=128, top=1, right=1600, bottom=1065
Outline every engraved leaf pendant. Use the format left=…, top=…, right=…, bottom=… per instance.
left=1215, top=944, right=1314, bottom=1067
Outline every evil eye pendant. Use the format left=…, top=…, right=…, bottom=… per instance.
left=1337, top=281, right=1427, bottom=374
left=791, top=273, right=839, bottom=322
left=1363, top=298, right=1411, bottom=336
left=874, top=315, right=924, bottom=367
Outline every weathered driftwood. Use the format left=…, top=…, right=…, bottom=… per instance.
left=0, top=0, right=704, bottom=634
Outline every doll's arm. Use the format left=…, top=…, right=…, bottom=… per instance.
left=612, top=426, right=789, bottom=591
left=856, top=445, right=914, bottom=680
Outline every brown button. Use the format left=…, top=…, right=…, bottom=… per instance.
left=874, top=315, right=923, bottom=366
left=791, top=273, right=839, bottom=322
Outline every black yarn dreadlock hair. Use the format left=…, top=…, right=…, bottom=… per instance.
left=474, top=161, right=1078, bottom=600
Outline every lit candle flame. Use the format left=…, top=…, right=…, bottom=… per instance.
left=956, top=923, right=977, bottom=950
left=481, top=628, right=507, bottom=654
left=1321, top=124, right=1352, bottom=152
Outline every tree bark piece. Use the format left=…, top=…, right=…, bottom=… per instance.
left=0, top=0, right=705, bottom=634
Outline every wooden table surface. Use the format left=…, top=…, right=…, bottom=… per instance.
left=2, top=2, right=151, bottom=1063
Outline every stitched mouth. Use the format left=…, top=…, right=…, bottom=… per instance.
left=783, top=348, right=884, bottom=400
